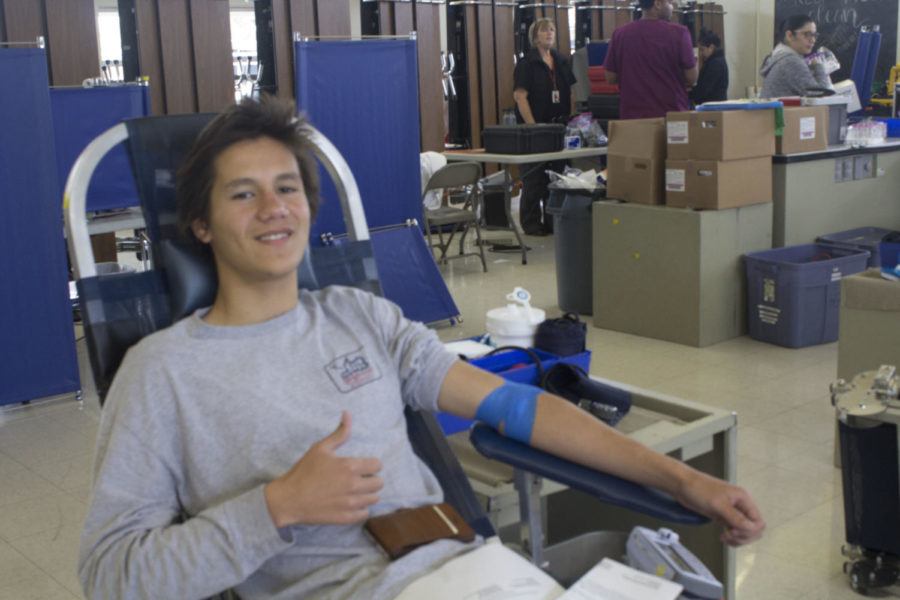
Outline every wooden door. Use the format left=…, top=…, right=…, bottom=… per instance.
left=44, top=0, right=100, bottom=86
left=556, top=1, right=571, bottom=55
left=615, top=0, right=632, bottom=29
left=156, top=0, right=197, bottom=114
left=478, top=3, right=498, bottom=132
left=601, top=0, right=616, bottom=39
left=1, top=0, right=43, bottom=45
left=586, top=1, right=602, bottom=43
left=463, top=5, right=482, bottom=148
left=317, top=0, right=350, bottom=37
left=394, top=2, right=414, bottom=36
left=711, top=4, right=725, bottom=50
left=189, top=0, right=233, bottom=112
left=416, top=1, right=445, bottom=152
left=495, top=2, right=517, bottom=114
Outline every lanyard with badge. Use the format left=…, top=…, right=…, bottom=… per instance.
left=549, top=65, right=560, bottom=104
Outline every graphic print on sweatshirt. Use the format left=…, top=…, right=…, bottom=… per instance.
left=326, top=348, right=383, bottom=393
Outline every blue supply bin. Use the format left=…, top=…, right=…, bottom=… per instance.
left=744, top=244, right=870, bottom=348
left=817, top=227, right=899, bottom=269
left=436, top=347, right=592, bottom=434
left=880, top=241, right=900, bottom=269
left=875, top=118, right=900, bottom=138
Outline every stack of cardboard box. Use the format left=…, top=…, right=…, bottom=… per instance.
left=605, top=118, right=666, bottom=205
left=605, top=107, right=828, bottom=207
left=664, top=110, right=775, bottom=210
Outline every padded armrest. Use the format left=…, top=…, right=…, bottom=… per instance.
left=469, top=424, right=708, bottom=526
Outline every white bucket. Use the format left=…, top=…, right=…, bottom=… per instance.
left=486, top=304, right=545, bottom=348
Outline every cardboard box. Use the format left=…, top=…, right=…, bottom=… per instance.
left=665, top=157, right=772, bottom=210
left=666, top=110, right=776, bottom=160
left=606, top=118, right=667, bottom=204
left=802, top=96, right=849, bottom=145
left=777, top=106, right=828, bottom=155
left=592, top=201, right=773, bottom=346
left=607, top=118, right=666, bottom=159
left=838, top=268, right=900, bottom=380
left=605, top=154, right=664, bottom=205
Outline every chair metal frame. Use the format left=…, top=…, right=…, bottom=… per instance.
left=64, top=121, right=366, bottom=279
left=422, top=161, right=487, bottom=272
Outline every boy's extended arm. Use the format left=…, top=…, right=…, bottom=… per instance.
left=436, top=360, right=765, bottom=546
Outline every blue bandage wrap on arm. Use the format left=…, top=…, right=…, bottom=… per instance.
left=474, top=381, right=541, bottom=444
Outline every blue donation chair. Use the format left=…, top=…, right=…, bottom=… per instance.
left=64, top=114, right=705, bottom=590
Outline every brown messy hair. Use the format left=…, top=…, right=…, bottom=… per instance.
left=175, top=94, right=321, bottom=241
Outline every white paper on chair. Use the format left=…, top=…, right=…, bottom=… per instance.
left=394, top=539, right=565, bottom=600
left=559, top=558, right=683, bottom=600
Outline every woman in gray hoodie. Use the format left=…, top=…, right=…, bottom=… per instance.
left=760, top=15, right=833, bottom=98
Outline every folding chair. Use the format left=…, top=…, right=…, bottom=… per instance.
left=64, top=115, right=705, bottom=593
left=422, top=161, right=488, bottom=272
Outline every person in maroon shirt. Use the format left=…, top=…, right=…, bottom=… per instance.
left=603, top=0, right=697, bottom=119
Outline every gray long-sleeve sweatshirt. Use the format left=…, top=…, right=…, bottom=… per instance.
left=760, top=43, right=832, bottom=98
left=78, top=286, right=474, bottom=600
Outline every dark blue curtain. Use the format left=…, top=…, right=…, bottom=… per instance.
left=294, top=40, right=423, bottom=244
left=367, top=226, right=459, bottom=325
left=0, top=48, right=80, bottom=405
left=850, top=30, right=881, bottom=118
left=51, top=85, right=151, bottom=212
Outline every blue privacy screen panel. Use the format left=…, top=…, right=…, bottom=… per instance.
left=850, top=30, right=880, bottom=117
left=295, top=40, right=423, bottom=244
left=0, top=48, right=80, bottom=405
left=368, top=225, right=460, bottom=325
left=51, top=85, right=150, bottom=212
left=586, top=42, right=609, bottom=66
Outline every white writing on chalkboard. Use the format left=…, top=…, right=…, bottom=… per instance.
left=774, top=0, right=896, bottom=84
left=778, top=0, right=890, bottom=29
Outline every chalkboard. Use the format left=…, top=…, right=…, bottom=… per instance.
left=774, top=0, right=897, bottom=89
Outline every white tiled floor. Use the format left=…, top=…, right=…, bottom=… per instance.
left=0, top=230, right=894, bottom=598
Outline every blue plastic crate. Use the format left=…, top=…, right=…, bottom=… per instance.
left=880, top=241, right=900, bottom=269
left=744, top=244, right=870, bottom=348
left=875, top=118, right=900, bottom=138
left=817, top=227, right=899, bottom=268
left=435, top=347, right=592, bottom=435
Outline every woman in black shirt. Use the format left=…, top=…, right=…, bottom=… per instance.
left=691, top=28, right=729, bottom=106
left=512, top=18, right=576, bottom=236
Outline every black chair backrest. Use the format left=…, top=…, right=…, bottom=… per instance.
left=124, top=114, right=215, bottom=249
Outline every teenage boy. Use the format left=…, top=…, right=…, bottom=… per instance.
left=79, top=96, right=764, bottom=600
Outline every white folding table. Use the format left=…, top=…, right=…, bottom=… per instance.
left=443, top=147, right=608, bottom=264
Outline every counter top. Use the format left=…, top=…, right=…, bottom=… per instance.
left=773, top=139, right=900, bottom=163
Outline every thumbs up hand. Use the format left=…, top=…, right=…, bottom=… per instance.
left=264, top=411, right=383, bottom=528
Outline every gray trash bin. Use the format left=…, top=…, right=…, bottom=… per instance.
left=546, top=184, right=604, bottom=315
